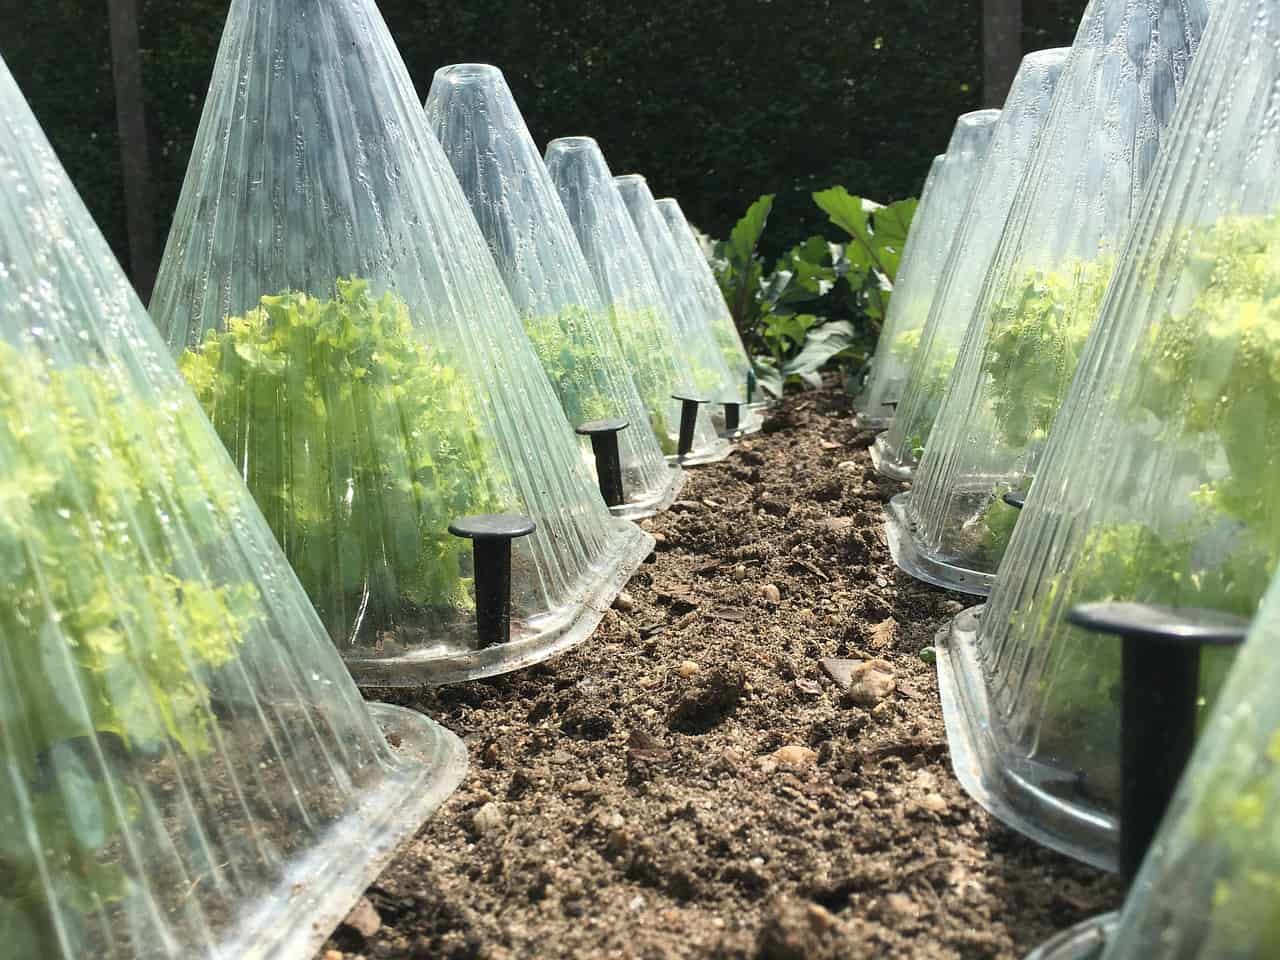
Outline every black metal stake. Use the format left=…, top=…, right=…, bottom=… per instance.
left=723, top=402, right=742, bottom=433
left=746, top=368, right=757, bottom=403
left=576, top=417, right=629, bottom=507
left=1067, top=601, right=1248, bottom=881
left=672, top=394, right=707, bottom=458
left=449, top=514, right=536, bottom=648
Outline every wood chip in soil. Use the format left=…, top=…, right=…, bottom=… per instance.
left=321, top=382, right=1122, bottom=960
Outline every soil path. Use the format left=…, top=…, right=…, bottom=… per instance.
left=321, top=386, right=1121, bottom=960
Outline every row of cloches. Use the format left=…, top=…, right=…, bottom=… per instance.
left=0, top=0, right=767, bottom=952
left=858, top=0, right=1280, bottom=956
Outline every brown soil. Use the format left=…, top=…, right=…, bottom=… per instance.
left=320, top=385, right=1121, bottom=960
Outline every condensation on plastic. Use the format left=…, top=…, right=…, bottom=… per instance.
left=0, top=56, right=465, bottom=959
left=874, top=51, right=1069, bottom=480
left=654, top=197, right=760, bottom=416
left=615, top=174, right=763, bottom=437
left=857, top=109, right=998, bottom=430
left=148, top=0, right=653, bottom=686
left=544, top=136, right=731, bottom=464
left=890, top=0, right=1212, bottom=596
left=936, top=0, right=1278, bottom=873
left=1100, top=566, right=1280, bottom=956
left=424, top=63, right=683, bottom=519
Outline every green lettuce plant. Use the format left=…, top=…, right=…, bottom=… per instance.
left=179, top=278, right=505, bottom=644
left=0, top=343, right=255, bottom=953
left=523, top=305, right=618, bottom=427
left=982, top=256, right=1114, bottom=450
left=1003, top=216, right=1280, bottom=801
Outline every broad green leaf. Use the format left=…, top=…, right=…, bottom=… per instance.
left=727, top=194, right=775, bottom=268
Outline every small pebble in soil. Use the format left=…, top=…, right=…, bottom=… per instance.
left=471, top=801, right=504, bottom=837
left=760, top=583, right=782, bottom=603
left=613, top=591, right=636, bottom=612
left=732, top=563, right=749, bottom=580
left=846, top=659, right=896, bottom=708
left=920, top=793, right=949, bottom=814
left=771, top=744, right=818, bottom=768
left=884, top=893, right=915, bottom=917
left=651, top=531, right=668, bottom=545
left=340, top=896, right=381, bottom=938
left=677, top=659, right=700, bottom=678
left=323, top=951, right=343, bottom=960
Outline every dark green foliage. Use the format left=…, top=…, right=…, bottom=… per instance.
left=0, top=0, right=1085, bottom=281
left=713, top=188, right=917, bottom=395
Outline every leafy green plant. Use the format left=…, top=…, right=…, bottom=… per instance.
left=0, top=342, right=256, bottom=953
left=983, top=256, right=1114, bottom=449
left=1002, top=215, right=1280, bottom=801
left=179, top=278, right=506, bottom=644
left=604, top=306, right=692, bottom=454
left=712, top=188, right=917, bottom=396
left=523, top=305, right=618, bottom=427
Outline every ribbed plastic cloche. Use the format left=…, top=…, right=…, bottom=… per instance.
left=1099, top=567, right=1280, bottom=957
left=615, top=173, right=763, bottom=436
left=544, top=136, right=731, bottom=463
left=654, top=197, right=760, bottom=410
left=888, top=0, right=1213, bottom=596
left=873, top=49, right=1070, bottom=480
left=424, top=63, right=683, bottom=519
left=856, top=107, right=998, bottom=430
left=149, top=0, right=652, bottom=685
left=0, top=55, right=465, bottom=958
left=936, top=0, right=1278, bottom=873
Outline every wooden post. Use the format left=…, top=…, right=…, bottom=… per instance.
left=983, top=0, right=1023, bottom=108
left=107, top=0, right=157, bottom=298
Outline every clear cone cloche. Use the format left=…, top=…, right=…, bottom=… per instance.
left=149, top=0, right=653, bottom=685
left=856, top=107, right=999, bottom=430
left=0, top=56, right=465, bottom=958
left=855, top=154, right=944, bottom=425
left=874, top=49, right=1070, bottom=480
left=936, top=0, right=1279, bottom=873
left=1099, top=569, right=1280, bottom=957
left=615, top=173, right=764, bottom=436
left=888, top=0, right=1213, bottom=595
left=654, top=197, right=760, bottom=408
left=544, top=136, right=731, bottom=463
left=424, top=63, right=682, bottom=519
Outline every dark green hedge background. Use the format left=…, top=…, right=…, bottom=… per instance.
left=0, top=0, right=1082, bottom=281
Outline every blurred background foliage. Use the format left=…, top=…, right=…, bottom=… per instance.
left=0, top=0, right=1082, bottom=284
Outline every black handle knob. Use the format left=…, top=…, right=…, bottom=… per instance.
left=1002, top=490, right=1027, bottom=510
left=672, top=394, right=708, bottom=458
left=449, top=514, right=537, bottom=648
left=722, top=401, right=742, bottom=433
left=1067, top=601, right=1248, bottom=881
left=576, top=417, right=629, bottom=507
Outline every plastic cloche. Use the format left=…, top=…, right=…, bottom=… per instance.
left=873, top=49, right=1070, bottom=480
left=856, top=107, right=998, bottom=430
left=937, top=0, right=1274, bottom=873
left=149, top=0, right=653, bottom=685
left=0, top=55, right=465, bottom=959
left=425, top=63, right=683, bottom=518
left=654, top=197, right=761, bottom=413
left=615, top=173, right=764, bottom=437
left=544, top=136, right=731, bottom=464
left=887, top=0, right=1212, bottom=596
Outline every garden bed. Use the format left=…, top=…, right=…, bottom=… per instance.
left=320, top=382, right=1120, bottom=960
